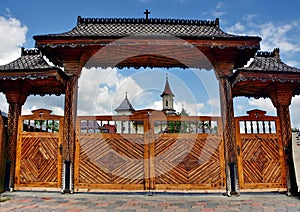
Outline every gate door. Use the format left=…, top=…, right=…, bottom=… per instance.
left=151, top=114, right=225, bottom=191
left=75, top=115, right=145, bottom=191
left=235, top=109, right=286, bottom=191
left=15, top=109, right=63, bottom=190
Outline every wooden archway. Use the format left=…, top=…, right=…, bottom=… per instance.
left=33, top=16, right=261, bottom=194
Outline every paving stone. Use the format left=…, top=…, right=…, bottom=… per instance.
left=1, top=192, right=300, bottom=212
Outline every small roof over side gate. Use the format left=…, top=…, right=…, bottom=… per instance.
left=0, top=48, right=69, bottom=104
left=231, top=48, right=300, bottom=101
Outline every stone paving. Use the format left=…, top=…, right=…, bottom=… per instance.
left=1, top=191, right=300, bottom=212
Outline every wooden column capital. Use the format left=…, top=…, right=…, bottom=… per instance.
left=268, top=85, right=294, bottom=107
left=63, top=61, right=83, bottom=76
left=214, top=63, right=234, bottom=79
left=5, top=85, right=29, bottom=105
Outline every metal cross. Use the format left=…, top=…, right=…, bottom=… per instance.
left=144, top=9, right=150, bottom=20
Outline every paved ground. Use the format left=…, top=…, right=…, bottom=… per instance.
left=1, top=191, right=300, bottom=212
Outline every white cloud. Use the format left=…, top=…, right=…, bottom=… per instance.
left=0, top=15, right=28, bottom=113
left=22, top=96, right=64, bottom=115
left=229, top=22, right=245, bottom=34
left=291, top=96, right=300, bottom=129
left=242, top=14, right=257, bottom=22
left=212, top=2, right=226, bottom=18
left=227, top=20, right=300, bottom=57
left=258, top=21, right=300, bottom=53
left=78, top=67, right=145, bottom=115
left=216, top=2, right=224, bottom=9
left=248, top=98, right=276, bottom=115
left=0, top=16, right=27, bottom=65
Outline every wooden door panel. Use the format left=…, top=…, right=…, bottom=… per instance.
left=75, top=134, right=145, bottom=190
left=154, top=135, right=225, bottom=190
left=15, top=109, right=63, bottom=190
left=235, top=110, right=286, bottom=190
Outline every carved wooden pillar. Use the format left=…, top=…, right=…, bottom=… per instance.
left=5, top=89, right=28, bottom=191
left=7, top=103, right=22, bottom=191
left=62, top=63, right=81, bottom=193
left=216, top=63, right=238, bottom=196
left=269, top=86, right=295, bottom=195
left=62, top=76, right=79, bottom=193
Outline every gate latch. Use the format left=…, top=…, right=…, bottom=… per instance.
left=59, top=144, right=63, bottom=155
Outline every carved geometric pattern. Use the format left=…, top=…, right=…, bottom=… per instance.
left=77, top=135, right=144, bottom=185
left=19, top=136, right=59, bottom=184
left=95, top=150, right=127, bottom=172
left=240, top=136, right=284, bottom=186
left=154, top=136, right=224, bottom=188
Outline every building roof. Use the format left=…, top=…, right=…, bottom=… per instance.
left=33, top=16, right=261, bottom=70
left=160, top=75, right=175, bottom=97
left=34, top=16, right=259, bottom=40
left=0, top=48, right=60, bottom=72
left=114, top=93, right=135, bottom=112
left=0, top=48, right=69, bottom=97
left=235, top=48, right=300, bottom=74
left=231, top=48, right=300, bottom=98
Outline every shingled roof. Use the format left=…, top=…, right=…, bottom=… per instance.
left=0, top=48, right=68, bottom=97
left=160, top=75, right=175, bottom=97
left=236, top=48, right=300, bottom=74
left=114, top=93, right=135, bottom=113
left=0, top=48, right=61, bottom=72
left=34, top=16, right=260, bottom=40
left=33, top=16, right=261, bottom=70
left=231, top=48, right=300, bottom=98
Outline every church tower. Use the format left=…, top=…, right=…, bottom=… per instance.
left=114, top=92, right=135, bottom=115
left=160, top=74, right=176, bottom=115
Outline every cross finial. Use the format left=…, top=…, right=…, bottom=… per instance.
left=144, top=9, right=150, bottom=20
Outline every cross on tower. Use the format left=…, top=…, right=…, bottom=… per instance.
left=144, top=9, right=150, bottom=20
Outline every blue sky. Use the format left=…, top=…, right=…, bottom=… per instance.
left=1, top=0, right=300, bottom=128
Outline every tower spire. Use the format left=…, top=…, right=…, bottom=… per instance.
left=161, top=73, right=175, bottom=115
left=160, top=73, right=175, bottom=97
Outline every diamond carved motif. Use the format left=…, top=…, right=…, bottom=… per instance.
left=32, top=149, right=46, bottom=170
left=174, top=153, right=200, bottom=172
left=96, top=151, right=127, bottom=172
left=254, top=149, right=268, bottom=171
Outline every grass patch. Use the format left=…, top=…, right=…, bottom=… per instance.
left=0, top=196, right=10, bottom=202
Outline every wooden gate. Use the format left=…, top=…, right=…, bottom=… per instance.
left=75, top=112, right=225, bottom=192
left=14, top=109, right=63, bottom=190
left=235, top=109, right=286, bottom=191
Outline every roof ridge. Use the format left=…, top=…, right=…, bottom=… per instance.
left=21, top=47, right=41, bottom=56
left=77, top=16, right=220, bottom=28
left=256, top=50, right=275, bottom=58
